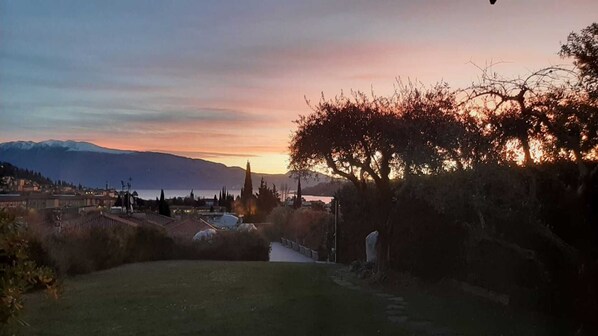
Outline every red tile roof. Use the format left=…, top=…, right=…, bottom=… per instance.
left=164, top=217, right=217, bottom=240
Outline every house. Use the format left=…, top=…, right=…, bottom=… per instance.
left=62, top=212, right=141, bottom=231
left=26, top=194, right=59, bottom=209
left=204, top=198, right=217, bottom=206
left=203, top=213, right=240, bottom=230
left=132, top=212, right=176, bottom=226
left=0, top=192, right=115, bottom=211
left=60, top=211, right=166, bottom=232
left=0, top=194, right=26, bottom=209
left=164, top=217, right=218, bottom=240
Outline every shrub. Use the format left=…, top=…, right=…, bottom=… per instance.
left=173, top=231, right=270, bottom=261
left=27, top=222, right=269, bottom=278
left=267, top=206, right=294, bottom=240
left=335, top=185, right=378, bottom=263
left=33, top=225, right=177, bottom=276
left=288, top=208, right=333, bottom=258
left=124, top=225, right=175, bottom=263
left=379, top=192, right=469, bottom=280
left=268, top=206, right=333, bottom=260
left=0, top=211, right=58, bottom=327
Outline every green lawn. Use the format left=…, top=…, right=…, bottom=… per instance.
left=19, top=261, right=404, bottom=336
left=16, top=261, right=565, bottom=336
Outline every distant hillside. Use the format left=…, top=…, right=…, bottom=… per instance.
left=301, top=181, right=347, bottom=196
left=0, top=161, right=55, bottom=186
left=0, top=140, right=325, bottom=190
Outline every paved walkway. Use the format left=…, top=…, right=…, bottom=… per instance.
left=269, top=242, right=314, bottom=263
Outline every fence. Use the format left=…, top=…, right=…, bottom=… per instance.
left=280, top=238, right=319, bottom=261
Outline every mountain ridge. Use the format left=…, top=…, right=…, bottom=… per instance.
left=0, top=140, right=327, bottom=190
left=0, top=140, right=132, bottom=154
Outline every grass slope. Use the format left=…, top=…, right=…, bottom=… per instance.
left=20, top=261, right=403, bottom=336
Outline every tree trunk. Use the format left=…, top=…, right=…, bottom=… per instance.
left=521, top=137, right=532, bottom=166
left=375, top=191, right=396, bottom=273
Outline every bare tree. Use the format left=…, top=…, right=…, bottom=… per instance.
left=464, top=64, right=575, bottom=165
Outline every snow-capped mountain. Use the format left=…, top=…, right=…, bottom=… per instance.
left=0, top=140, right=131, bottom=154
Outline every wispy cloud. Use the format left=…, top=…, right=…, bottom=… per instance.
left=2, top=0, right=597, bottom=173
left=166, top=150, right=258, bottom=159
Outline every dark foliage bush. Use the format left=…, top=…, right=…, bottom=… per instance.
left=334, top=186, right=377, bottom=263
left=335, top=162, right=598, bottom=324
left=173, top=231, right=270, bottom=261
left=0, top=211, right=58, bottom=327
left=28, top=224, right=269, bottom=277
left=38, top=226, right=156, bottom=275
left=257, top=222, right=282, bottom=242
left=268, top=206, right=333, bottom=260
left=389, top=196, right=469, bottom=281
left=267, top=206, right=293, bottom=239
left=124, top=226, right=176, bottom=263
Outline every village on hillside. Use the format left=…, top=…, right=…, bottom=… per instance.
left=0, top=161, right=330, bottom=251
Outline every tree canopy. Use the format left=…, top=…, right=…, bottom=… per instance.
left=289, top=82, right=474, bottom=198
left=560, top=23, right=598, bottom=98
left=289, top=23, right=598, bottom=270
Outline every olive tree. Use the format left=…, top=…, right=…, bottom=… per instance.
left=289, top=82, right=473, bottom=267
left=560, top=22, right=598, bottom=98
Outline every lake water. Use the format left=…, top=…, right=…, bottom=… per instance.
left=135, top=189, right=333, bottom=204
left=302, top=195, right=333, bottom=204
left=135, top=189, right=239, bottom=200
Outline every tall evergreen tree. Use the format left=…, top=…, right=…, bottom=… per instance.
left=240, top=161, right=253, bottom=201
left=240, top=161, right=257, bottom=216
left=293, top=178, right=302, bottom=209
left=158, top=189, right=171, bottom=217
left=255, top=178, right=280, bottom=221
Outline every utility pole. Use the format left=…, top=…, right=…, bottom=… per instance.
left=334, top=200, right=339, bottom=263
left=120, top=180, right=125, bottom=213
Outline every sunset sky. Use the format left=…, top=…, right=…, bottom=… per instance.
left=1, top=1, right=596, bottom=173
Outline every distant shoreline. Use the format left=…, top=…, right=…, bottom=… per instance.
left=135, top=189, right=333, bottom=204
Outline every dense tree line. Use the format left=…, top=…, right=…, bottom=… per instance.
left=0, top=162, right=54, bottom=186
left=218, top=187, right=234, bottom=212
left=290, top=23, right=598, bottom=330
left=238, top=162, right=281, bottom=222
left=254, top=178, right=280, bottom=221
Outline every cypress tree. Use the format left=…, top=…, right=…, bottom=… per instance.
left=293, top=178, right=302, bottom=209
left=159, top=189, right=171, bottom=217
left=241, top=161, right=253, bottom=201
left=159, top=189, right=165, bottom=215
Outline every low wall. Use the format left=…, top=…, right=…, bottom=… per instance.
left=280, top=238, right=319, bottom=261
